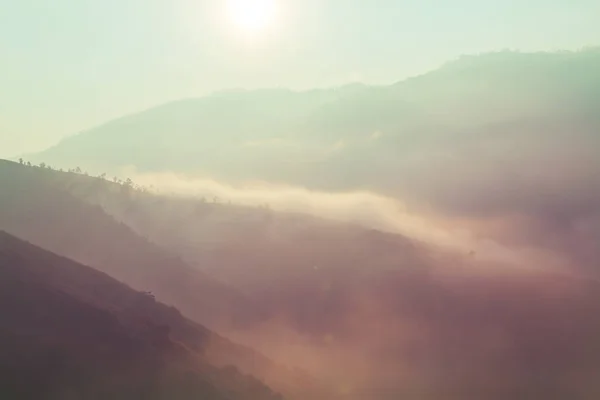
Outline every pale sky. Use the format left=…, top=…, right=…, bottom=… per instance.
left=1, top=0, right=599, bottom=158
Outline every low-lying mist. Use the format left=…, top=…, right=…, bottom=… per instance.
left=51, top=161, right=600, bottom=399
left=128, top=169, right=570, bottom=273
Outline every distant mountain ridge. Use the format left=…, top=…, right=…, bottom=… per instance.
left=28, top=49, right=600, bottom=194
left=24, top=48, right=600, bottom=278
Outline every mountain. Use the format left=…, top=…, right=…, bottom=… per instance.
left=6, top=159, right=600, bottom=399
left=99, top=192, right=600, bottom=399
left=0, top=159, right=254, bottom=329
left=27, top=49, right=600, bottom=274
left=64, top=177, right=600, bottom=399
left=0, top=160, right=329, bottom=399
left=29, top=49, right=600, bottom=198
left=0, top=230, right=283, bottom=400
left=8, top=48, right=600, bottom=397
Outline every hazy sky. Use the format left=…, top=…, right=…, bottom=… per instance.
left=1, top=0, right=599, bottom=158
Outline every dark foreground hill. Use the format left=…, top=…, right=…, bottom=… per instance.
left=76, top=179, right=600, bottom=400
left=5, top=159, right=600, bottom=399
left=0, top=160, right=330, bottom=400
left=0, top=159, right=254, bottom=329
left=0, top=231, right=283, bottom=400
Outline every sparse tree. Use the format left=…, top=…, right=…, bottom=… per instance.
left=75, top=166, right=82, bottom=174
left=18, top=158, right=23, bottom=164
left=39, top=162, right=46, bottom=169
left=98, top=173, right=106, bottom=180
left=26, top=161, right=31, bottom=167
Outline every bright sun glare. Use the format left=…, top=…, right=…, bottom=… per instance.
left=226, top=0, right=278, bottom=34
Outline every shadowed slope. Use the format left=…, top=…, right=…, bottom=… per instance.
left=9, top=159, right=600, bottom=399
left=0, top=160, right=330, bottom=400
left=0, top=231, right=283, bottom=400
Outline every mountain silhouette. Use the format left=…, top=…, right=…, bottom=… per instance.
left=0, top=230, right=284, bottom=400
left=0, top=159, right=331, bottom=400
left=4, top=158, right=600, bottom=398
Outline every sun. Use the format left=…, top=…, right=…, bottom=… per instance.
left=226, top=0, right=278, bottom=34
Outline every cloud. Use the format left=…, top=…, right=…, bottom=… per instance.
left=126, top=169, right=569, bottom=271
left=368, top=123, right=600, bottom=274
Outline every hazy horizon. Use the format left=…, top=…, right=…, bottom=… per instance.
left=3, top=46, right=599, bottom=159
left=3, top=0, right=600, bottom=157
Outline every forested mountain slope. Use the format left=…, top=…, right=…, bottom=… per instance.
left=0, top=231, right=283, bottom=400
left=5, top=159, right=600, bottom=399
left=0, top=160, right=329, bottom=400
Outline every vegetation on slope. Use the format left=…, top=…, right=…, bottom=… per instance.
left=0, top=231, right=283, bottom=400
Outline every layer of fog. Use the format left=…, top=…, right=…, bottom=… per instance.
left=127, top=169, right=568, bottom=272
